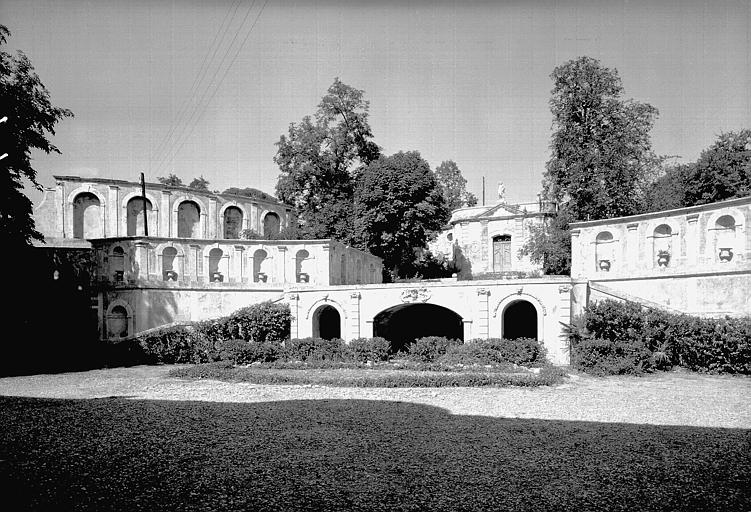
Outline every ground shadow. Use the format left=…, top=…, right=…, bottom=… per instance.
left=1, top=396, right=749, bottom=511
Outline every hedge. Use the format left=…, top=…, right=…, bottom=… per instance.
left=570, top=299, right=751, bottom=375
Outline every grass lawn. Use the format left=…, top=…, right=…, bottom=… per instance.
left=169, top=362, right=564, bottom=387
left=1, top=395, right=749, bottom=511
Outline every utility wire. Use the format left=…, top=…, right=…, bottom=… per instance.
left=153, top=0, right=268, bottom=177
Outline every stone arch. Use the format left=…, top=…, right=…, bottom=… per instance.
left=295, top=249, right=311, bottom=283
left=262, top=211, right=281, bottom=238
left=69, top=188, right=106, bottom=239
left=219, top=202, right=248, bottom=239
left=594, top=230, right=616, bottom=273
left=253, top=248, right=270, bottom=282
left=106, top=299, right=134, bottom=339
left=171, top=195, right=208, bottom=238
left=109, top=243, right=128, bottom=281
left=154, top=242, right=186, bottom=281
left=121, top=192, right=159, bottom=236
left=373, top=303, right=464, bottom=353
left=202, top=244, right=229, bottom=281
left=312, top=304, right=342, bottom=340
left=491, top=292, right=546, bottom=342
left=706, top=209, right=745, bottom=263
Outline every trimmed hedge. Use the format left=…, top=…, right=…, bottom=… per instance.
left=349, top=337, right=390, bottom=363
left=570, top=299, right=751, bottom=375
left=284, top=337, right=350, bottom=362
left=407, top=336, right=462, bottom=362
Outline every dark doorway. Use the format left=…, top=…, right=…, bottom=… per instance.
left=502, top=300, right=537, bottom=340
left=374, top=304, right=463, bottom=353
left=313, top=305, right=341, bottom=340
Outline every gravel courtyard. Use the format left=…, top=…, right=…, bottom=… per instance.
left=1, top=365, right=749, bottom=428
left=1, top=367, right=750, bottom=511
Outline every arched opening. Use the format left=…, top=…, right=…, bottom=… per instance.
left=107, top=305, right=129, bottom=338
left=73, top=193, right=101, bottom=239
left=223, top=206, right=243, bottom=239
left=126, top=197, right=154, bottom=236
left=208, top=248, right=224, bottom=282
left=652, top=224, right=673, bottom=267
left=312, top=305, right=341, bottom=340
left=502, top=300, right=538, bottom=340
left=714, top=215, right=737, bottom=262
left=263, top=212, right=280, bottom=238
left=492, top=234, right=512, bottom=272
left=253, top=249, right=268, bottom=282
left=162, top=247, right=178, bottom=281
left=177, top=201, right=201, bottom=238
left=374, top=303, right=463, bottom=353
left=111, top=246, right=125, bottom=282
left=595, top=231, right=615, bottom=272
left=295, top=249, right=310, bottom=283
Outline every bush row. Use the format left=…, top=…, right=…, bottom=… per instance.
left=570, top=299, right=751, bottom=375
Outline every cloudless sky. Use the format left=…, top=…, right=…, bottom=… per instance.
left=2, top=0, right=749, bottom=205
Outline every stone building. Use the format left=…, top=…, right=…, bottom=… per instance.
left=569, top=196, right=751, bottom=317
left=430, top=200, right=553, bottom=276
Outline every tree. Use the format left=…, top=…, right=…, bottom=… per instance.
left=434, top=160, right=477, bottom=212
left=188, top=175, right=210, bottom=191
left=0, top=25, right=73, bottom=248
left=641, top=163, right=693, bottom=213
left=223, top=187, right=275, bottom=202
left=521, top=210, right=572, bottom=276
left=274, top=78, right=380, bottom=242
left=157, top=173, right=184, bottom=187
left=544, top=56, right=659, bottom=221
left=684, top=130, right=751, bottom=205
left=355, top=151, right=449, bottom=278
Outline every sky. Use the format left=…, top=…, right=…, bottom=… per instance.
left=2, top=0, right=749, bottom=206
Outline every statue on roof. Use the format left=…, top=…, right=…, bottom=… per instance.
left=497, top=181, right=506, bottom=203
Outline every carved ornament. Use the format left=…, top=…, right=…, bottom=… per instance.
left=400, top=288, right=431, bottom=303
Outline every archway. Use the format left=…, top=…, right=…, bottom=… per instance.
left=73, top=192, right=101, bottom=239
left=374, top=303, right=463, bottom=353
left=502, top=300, right=537, bottom=340
left=177, top=201, right=201, bottom=238
left=313, top=305, right=341, bottom=340
left=126, top=197, right=154, bottom=236
left=223, top=206, right=243, bottom=239
left=263, top=212, right=280, bottom=238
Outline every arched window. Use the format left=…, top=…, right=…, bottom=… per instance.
left=73, top=192, right=101, bottom=239
left=295, top=249, right=310, bottom=283
left=126, top=197, right=153, bottom=236
left=595, top=231, right=615, bottom=272
left=714, top=215, right=737, bottom=262
left=340, top=254, right=347, bottom=284
left=653, top=224, right=673, bottom=267
left=263, top=212, right=280, bottom=238
left=209, top=248, right=223, bottom=282
left=162, top=247, right=178, bottom=281
left=111, top=246, right=125, bottom=282
left=107, top=305, right=129, bottom=338
left=177, top=201, right=201, bottom=238
left=253, top=249, right=268, bottom=282
left=223, top=206, right=243, bottom=239
left=492, top=234, right=512, bottom=272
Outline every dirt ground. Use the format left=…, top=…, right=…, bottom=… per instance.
left=1, top=365, right=749, bottom=429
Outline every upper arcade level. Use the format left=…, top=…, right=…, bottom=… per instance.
left=34, top=175, right=293, bottom=242
left=570, top=196, right=751, bottom=280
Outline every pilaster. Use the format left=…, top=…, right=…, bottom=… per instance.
left=160, top=190, right=172, bottom=236
left=349, top=292, right=361, bottom=340
left=208, top=197, right=218, bottom=239
left=476, top=288, right=491, bottom=340
left=107, top=185, right=119, bottom=237
left=686, top=213, right=699, bottom=266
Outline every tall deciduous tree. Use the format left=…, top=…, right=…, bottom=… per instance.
left=0, top=25, right=73, bottom=248
left=434, top=160, right=477, bottom=212
left=684, top=130, right=751, bottom=205
left=355, top=151, right=448, bottom=278
left=274, top=78, right=380, bottom=242
left=544, top=56, right=659, bottom=221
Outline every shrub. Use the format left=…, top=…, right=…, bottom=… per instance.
left=226, top=302, right=291, bottom=343
left=216, top=339, right=281, bottom=364
left=348, top=337, right=390, bottom=363
left=134, top=325, right=212, bottom=364
left=482, top=338, right=547, bottom=366
left=571, top=337, right=651, bottom=376
left=436, top=343, right=501, bottom=366
left=285, top=337, right=350, bottom=362
left=407, top=337, right=461, bottom=362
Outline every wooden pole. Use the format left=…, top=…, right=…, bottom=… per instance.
left=140, top=172, right=149, bottom=236
left=482, top=176, right=485, bottom=206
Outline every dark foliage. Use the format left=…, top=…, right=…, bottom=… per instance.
left=348, top=337, right=390, bottom=363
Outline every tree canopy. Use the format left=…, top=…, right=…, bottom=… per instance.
left=355, top=151, right=448, bottom=278
left=684, top=130, right=751, bottom=205
left=156, top=173, right=184, bottom=187
left=0, top=25, right=73, bottom=248
left=188, top=175, right=210, bottom=191
left=274, top=78, right=380, bottom=242
left=434, top=160, right=477, bottom=212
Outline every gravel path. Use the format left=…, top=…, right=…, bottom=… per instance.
left=1, top=365, right=749, bottom=429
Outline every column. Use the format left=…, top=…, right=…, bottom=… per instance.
left=626, top=223, right=639, bottom=271
left=686, top=213, right=699, bottom=267
left=475, top=288, right=491, bottom=340
left=321, top=243, right=331, bottom=284
left=349, top=292, right=361, bottom=340
left=107, top=185, right=119, bottom=237
left=134, top=241, right=151, bottom=280
left=190, top=244, right=202, bottom=283
left=55, top=181, right=65, bottom=237
left=570, top=229, right=583, bottom=277
left=208, top=197, right=218, bottom=239
left=160, top=191, right=172, bottom=236
left=277, top=246, right=288, bottom=283
left=233, top=246, right=245, bottom=283
left=288, top=293, right=300, bottom=339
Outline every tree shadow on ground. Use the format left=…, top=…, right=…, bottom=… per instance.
left=0, top=396, right=749, bottom=511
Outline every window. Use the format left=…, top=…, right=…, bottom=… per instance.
left=126, top=197, right=153, bottom=236
left=177, top=201, right=200, bottom=238
left=73, top=193, right=101, bottom=239
left=223, top=207, right=243, bottom=239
